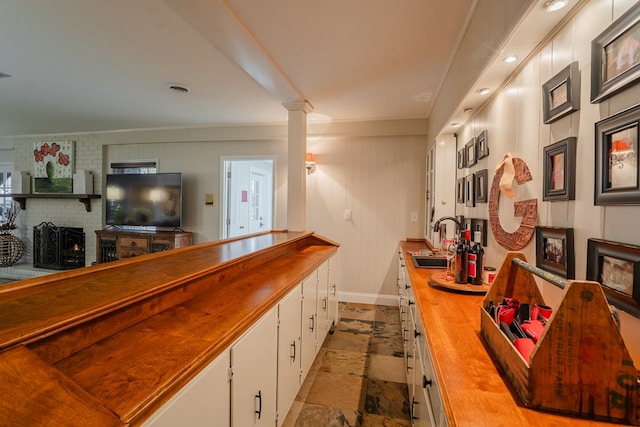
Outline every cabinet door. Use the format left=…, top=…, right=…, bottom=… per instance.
left=412, top=362, right=436, bottom=427
left=277, top=285, right=302, bottom=425
left=316, top=260, right=329, bottom=343
left=327, top=253, right=339, bottom=327
left=300, top=273, right=317, bottom=381
left=231, top=308, right=277, bottom=427
left=416, top=313, right=445, bottom=427
left=142, top=350, right=230, bottom=427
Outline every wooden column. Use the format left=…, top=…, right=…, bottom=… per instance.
left=283, top=101, right=313, bottom=232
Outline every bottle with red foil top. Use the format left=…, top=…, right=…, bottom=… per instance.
left=468, top=231, right=484, bottom=285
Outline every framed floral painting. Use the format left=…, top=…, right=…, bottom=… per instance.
left=33, top=141, right=74, bottom=193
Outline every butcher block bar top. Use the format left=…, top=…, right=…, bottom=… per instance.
left=0, top=230, right=338, bottom=426
left=400, top=239, right=637, bottom=427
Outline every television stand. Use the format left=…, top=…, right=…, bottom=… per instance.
left=95, top=229, right=193, bottom=264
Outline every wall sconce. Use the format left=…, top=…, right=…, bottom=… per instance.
left=306, top=153, right=317, bottom=175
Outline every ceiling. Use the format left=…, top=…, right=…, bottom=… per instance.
left=0, top=0, right=577, bottom=138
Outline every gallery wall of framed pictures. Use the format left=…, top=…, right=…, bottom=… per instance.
left=456, top=129, right=489, bottom=209
left=448, top=2, right=640, bottom=324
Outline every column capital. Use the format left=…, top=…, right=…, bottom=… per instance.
left=282, top=100, right=314, bottom=114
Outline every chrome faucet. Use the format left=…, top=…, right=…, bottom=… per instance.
left=432, top=216, right=462, bottom=234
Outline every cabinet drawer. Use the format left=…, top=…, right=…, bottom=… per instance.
left=121, top=237, right=149, bottom=250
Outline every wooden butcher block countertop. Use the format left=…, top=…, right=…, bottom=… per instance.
left=0, top=231, right=338, bottom=426
left=400, top=239, right=632, bottom=427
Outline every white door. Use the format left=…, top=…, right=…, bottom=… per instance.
left=277, top=285, right=303, bottom=425
left=300, top=273, right=318, bottom=381
left=142, top=350, right=230, bottom=427
left=231, top=308, right=278, bottom=427
left=222, top=158, right=274, bottom=239
left=248, top=168, right=270, bottom=234
left=316, top=260, right=329, bottom=343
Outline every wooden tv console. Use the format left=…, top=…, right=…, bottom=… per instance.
left=95, top=229, right=193, bottom=263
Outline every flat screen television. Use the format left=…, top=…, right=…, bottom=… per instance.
left=105, top=173, right=182, bottom=228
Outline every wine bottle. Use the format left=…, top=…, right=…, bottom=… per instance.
left=468, top=231, right=485, bottom=285
left=454, top=231, right=468, bottom=284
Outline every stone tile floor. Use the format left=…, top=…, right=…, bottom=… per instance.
left=282, top=302, right=411, bottom=427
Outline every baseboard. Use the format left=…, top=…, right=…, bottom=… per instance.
left=337, top=291, right=398, bottom=306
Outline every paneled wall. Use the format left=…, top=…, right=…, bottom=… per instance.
left=445, top=0, right=640, bottom=362
left=307, top=119, right=428, bottom=303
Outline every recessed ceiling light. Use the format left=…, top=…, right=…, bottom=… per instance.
left=544, top=0, right=568, bottom=12
left=450, top=122, right=460, bottom=128
left=165, top=83, right=190, bottom=93
left=504, top=55, right=518, bottom=63
left=478, top=88, right=491, bottom=95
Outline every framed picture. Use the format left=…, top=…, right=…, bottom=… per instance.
left=474, top=169, right=488, bottom=203
left=465, top=138, right=477, bottom=167
left=591, top=4, right=640, bottom=103
left=457, top=148, right=466, bottom=169
left=535, top=226, right=574, bottom=279
left=33, top=141, right=74, bottom=193
left=587, top=238, right=640, bottom=318
left=476, top=130, right=489, bottom=159
left=456, top=177, right=465, bottom=203
left=542, top=62, right=580, bottom=123
left=543, top=137, right=576, bottom=201
left=470, top=218, right=488, bottom=246
left=465, top=174, right=475, bottom=207
left=594, top=103, right=640, bottom=205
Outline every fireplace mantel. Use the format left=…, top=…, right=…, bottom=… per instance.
left=9, top=194, right=101, bottom=212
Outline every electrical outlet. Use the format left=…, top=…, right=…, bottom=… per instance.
left=344, top=210, right=352, bottom=220
left=411, top=212, right=418, bottom=222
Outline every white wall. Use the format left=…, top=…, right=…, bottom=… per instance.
left=0, top=119, right=428, bottom=307
left=1, top=125, right=289, bottom=265
left=445, top=0, right=640, bottom=363
left=306, top=119, right=428, bottom=304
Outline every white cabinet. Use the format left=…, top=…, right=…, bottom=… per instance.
left=142, top=350, right=230, bottom=427
left=277, top=285, right=302, bottom=425
left=231, top=308, right=278, bottom=427
left=300, top=273, right=318, bottom=381
left=316, top=259, right=330, bottom=342
left=143, top=254, right=339, bottom=427
left=397, top=249, right=448, bottom=427
left=328, top=253, right=339, bottom=326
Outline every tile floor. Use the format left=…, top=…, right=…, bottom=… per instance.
left=282, top=302, right=411, bottom=427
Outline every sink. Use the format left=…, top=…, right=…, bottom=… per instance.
left=411, top=255, right=448, bottom=269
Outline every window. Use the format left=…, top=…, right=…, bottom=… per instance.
left=110, top=161, right=157, bottom=175
left=0, top=163, right=14, bottom=222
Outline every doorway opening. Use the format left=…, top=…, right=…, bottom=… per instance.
left=221, top=157, right=274, bottom=239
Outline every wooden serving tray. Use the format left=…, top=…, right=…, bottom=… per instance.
left=428, top=270, right=490, bottom=294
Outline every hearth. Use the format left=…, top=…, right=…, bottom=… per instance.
left=33, top=222, right=85, bottom=270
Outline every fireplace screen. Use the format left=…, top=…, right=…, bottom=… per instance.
left=33, top=222, right=85, bottom=270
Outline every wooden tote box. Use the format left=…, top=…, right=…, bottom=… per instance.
left=480, top=252, right=639, bottom=425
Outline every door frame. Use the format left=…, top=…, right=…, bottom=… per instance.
left=220, top=155, right=275, bottom=240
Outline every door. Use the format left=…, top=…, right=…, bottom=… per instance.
left=231, top=308, right=277, bottom=427
left=222, top=158, right=274, bottom=239
left=277, top=285, right=302, bottom=425
left=300, top=273, right=318, bottom=381
left=248, top=168, right=270, bottom=234
left=142, top=350, right=230, bottom=427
